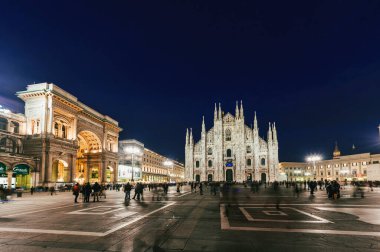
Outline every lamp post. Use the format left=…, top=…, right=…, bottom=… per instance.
left=306, top=155, right=322, bottom=180
left=33, top=156, right=40, bottom=188
left=125, top=146, right=141, bottom=182
left=163, top=160, right=174, bottom=183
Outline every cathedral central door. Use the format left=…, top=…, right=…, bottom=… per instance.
left=261, top=173, right=266, bottom=183
left=195, top=174, right=200, bottom=182
left=226, top=169, right=233, bottom=182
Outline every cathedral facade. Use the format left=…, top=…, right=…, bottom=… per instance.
left=185, top=102, right=279, bottom=183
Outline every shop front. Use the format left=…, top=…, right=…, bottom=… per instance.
left=13, top=164, right=31, bottom=189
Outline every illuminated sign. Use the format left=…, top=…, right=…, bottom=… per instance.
left=13, top=164, right=30, bottom=175
left=0, top=162, right=6, bottom=174
left=118, top=164, right=141, bottom=180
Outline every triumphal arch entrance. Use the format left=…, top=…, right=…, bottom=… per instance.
left=17, top=83, right=121, bottom=186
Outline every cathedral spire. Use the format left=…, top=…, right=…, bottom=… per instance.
left=240, top=100, right=244, bottom=119
left=235, top=101, right=239, bottom=119
left=186, top=128, right=189, bottom=145
left=202, top=116, right=206, bottom=133
left=190, top=128, right=193, bottom=145
left=253, top=111, right=258, bottom=131
left=214, top=103, right=217, bottom=121
left=218, top=103, right=222, bottom=119
left=267, top=122, right=273, bottom=143
left=272, top=122, right=277, bottom=143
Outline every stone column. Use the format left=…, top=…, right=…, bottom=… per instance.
left=113, top=162, right=118, bottom=183
left=46, top=154, right=53, bottom=184
left=101, top=159, right=107, bottom=183
left=7, top=170, right=13, bottom=189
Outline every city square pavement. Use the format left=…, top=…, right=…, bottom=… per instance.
left=0, top=184, right=380, bottom=252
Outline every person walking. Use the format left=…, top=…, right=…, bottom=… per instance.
left=92, top=182, right=101, bottom=202
left=72, top=183, right=80, bottom=203
left=124, top=182, right=132, bottom=200
left=84, top=182, right=92, bottom=203
left=199, top=182, right=203, bottom=195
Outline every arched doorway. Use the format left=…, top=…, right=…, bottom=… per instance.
left=261, top=173, right=266, bottom=183
left=195, top=174, right=200, bottom=182
left=106, top=166, right=114, bottom=182
left=52, top=160, right=69, bottom=182
left=76, top=131, right=102, bottom=183
left=208, top=174, right=213, bottom=182
left=226, top=169, right=233, bottom=182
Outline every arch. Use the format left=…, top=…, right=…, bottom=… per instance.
left=208, top=160, right=213, bottom=167
left=261, top=158, right=266, bottom=166
left=0, top=117, right=8, bottom=131
left=62, top=125, right=67, bottom=138
left=52, top=159, right=69, bottom=182
left=195, top=174, right=200, bottom=182
left=261, top=173, right=267, bottom=183
left=225, top=129, right=231, bottom=141
left=195, top=160, right=200, bottom=168
left=54, top=122, right=59, bottom=136
left=226, top=149, right=232, bottom=158
left=208, top=174, right=213, bottom=182
left=226, top=169, right=233, bottom=182
left=77, top=131, right=102, bottom=154
left=11, top=121, right=19, bottom=134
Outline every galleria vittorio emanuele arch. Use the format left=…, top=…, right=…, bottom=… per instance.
left=0, top=83, right=121, bottom=188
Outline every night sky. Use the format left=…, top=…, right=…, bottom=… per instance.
left=1, top=1, right=380, bottom=162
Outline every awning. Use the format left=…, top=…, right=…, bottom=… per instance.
left=0, top=162, right=6, bottom=174
left=13, top=164, right=30, bottom=175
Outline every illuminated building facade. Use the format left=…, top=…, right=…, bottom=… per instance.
left=185, top=102, right=279, bottom=183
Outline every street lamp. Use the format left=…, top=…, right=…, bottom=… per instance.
left=306, top=155, right=322, bottom=180
left=163, top=160, right=173, bottom=183
left=33, top=156, right=40, bottom=188
left=124, top=146, right=141, bottom=182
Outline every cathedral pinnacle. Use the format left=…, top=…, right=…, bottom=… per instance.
left=272, top=122, right=277, bottom=143
left=218, top=103, right=222, bottom=119
left=235, top=101, right=239, bottom=119
left=202, top=115, right=206, bottom=132
left=214, top=103, right=217, bottom=121
left=186, top=128, right=189, bottom=145
left=254, top=111, right=258, bottom=130
left=267, top=122, right=273, bottom=142
left=333, top=141, right=341, bottom=158
left=240, top=100, right=244, bottom=119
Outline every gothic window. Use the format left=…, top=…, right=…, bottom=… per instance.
left=62, top=125, right=66, bottom=138
left=226, top=149, right=232, bottom=157
left=225, top=129, right=231, bottom=141
left=196, top=161, right=200, bottom=168
left=247, top=159, right=252, bottom=166
left=208, top=148, right=212, bottom=155
left=0, top=118, right=7, bottom=131
left=208, top=160, right=213, bottom=167
left=261, top=158, right=266, bottom=166
left=31, top=120, right=35, bottom=134
left=36, top=120, right=40, bottom=133
left=54, top=123, right=59, bottom=136
left=246, top=146, right=252, bottom=153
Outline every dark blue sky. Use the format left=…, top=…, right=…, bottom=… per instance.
left=1, top=1, right=380, bottom=162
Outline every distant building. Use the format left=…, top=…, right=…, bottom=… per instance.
left=119, top=139, right=184, bottom=183
left=280, top=143, right=380, bottom=182
left=185, top=101, right=279, bottom=183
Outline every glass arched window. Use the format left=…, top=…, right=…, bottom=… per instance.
left=62, top=125, right=66, bottom=138
left=226, top=149, right=232, bottom=157
left=247, top=159, right=252, bottom=166
left=208, top=148, right=212, bottom=155
left=261, top=158, right=266, bottom=166
left=196, top=161, right=200, bottom=168
left=208, top=160, right=213, bottom=167
left=54, top=123, right=59, bottom=136
left=225, top=129, right=231, bottom=141
left=0, top=118, right=8, bottom=131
